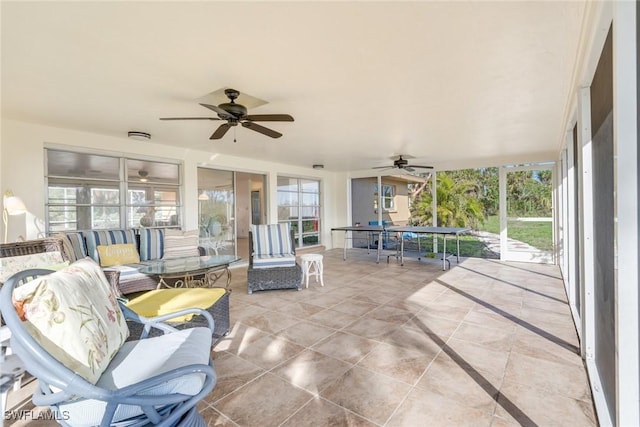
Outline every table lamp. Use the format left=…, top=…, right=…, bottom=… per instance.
left=3, top=191, right=27, bottom=243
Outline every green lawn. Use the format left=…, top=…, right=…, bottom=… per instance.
left=380, top=215, right=552, bottom=259
left=394, top=235, right=498, bottom=259
left=478, top=215, right=553, bottom=252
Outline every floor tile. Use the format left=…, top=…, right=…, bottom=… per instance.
left=276, top=320, right=337, bottom=347
left=271, top=349, right=353, bottom=394
left=312, top=331, right=379, bottom=364
left=495, top=381, right=597, bottom=426
left=214, top=372, right=313, bottom=426
left=321, top=366, right=412, bottom=425
left=503, top=351, right=592, bottom=401
left=281, top=397, right=377, bottom=426
left=234, top=333, right=305, bottom=370
left=358, top=341, right=436, bottom=385
left=386, top=388, right=494, bottom=427
left=206, top=352, right=265, bottom=403
left=415, top=355, right=502, bottom=413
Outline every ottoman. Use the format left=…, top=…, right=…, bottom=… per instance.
left=126, top=287, right=230, bottom=345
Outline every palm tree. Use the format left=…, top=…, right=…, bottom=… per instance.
left=410, top=172, right=484, bottom=228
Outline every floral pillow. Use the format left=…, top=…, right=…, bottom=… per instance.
left=12, top=258, right=129, bottom=384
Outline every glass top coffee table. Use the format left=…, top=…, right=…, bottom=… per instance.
left=138, top=255, right=240, bottom=289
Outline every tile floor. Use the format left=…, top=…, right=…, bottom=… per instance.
left=6, top=249, right=598, bottom=426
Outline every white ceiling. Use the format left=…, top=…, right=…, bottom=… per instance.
left=1, top=1, right=587, bottom=172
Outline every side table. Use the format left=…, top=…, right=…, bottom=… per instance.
left=300, top=254, right=324, bottom=288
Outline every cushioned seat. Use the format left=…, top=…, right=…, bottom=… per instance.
left=58, top=327, right=212, bottom=426
left=126, top=288, right=231, bottom=343
left=253, top=254, right=297, bottom=269
left=247, top=224, right=302, bottom=294
left=0, top=259, right=217, bottom=427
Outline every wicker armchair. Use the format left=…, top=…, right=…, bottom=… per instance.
left=247, top=224, right=302, bottom=294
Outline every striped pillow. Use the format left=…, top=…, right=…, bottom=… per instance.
left=83, top=230, right=137, bottom=263
left=162, top=229, right=200, bottom=259
left=65, top=232, right=87, bottom=260
left=139, top=228, right=164, bottom=261
left=251, top=223, right=293, bottom=256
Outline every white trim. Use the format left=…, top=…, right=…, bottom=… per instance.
left=613, top=1, right=640, bottom=424
left=578, top=85, right=607, bottom=424
left=586, top=358, right=614, bottom=427
left=566, top=127, right=582, bottom=330
left=498, top=166, right=507, bottom=261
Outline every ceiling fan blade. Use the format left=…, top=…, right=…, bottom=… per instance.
left=160, top=117, right=221, bottom=121
left=404, top=166, right=415, bottom=173
left=372, top=165, right=393, bottom=169
left=210, top=123, right=232, bottom=140
left=199, top=103, right=234, bottom=119
left=245, top=114, right=294, bottom=122
left=407, top=164, right=434, bottom=169
left=241, top=121, right=282, bottom=138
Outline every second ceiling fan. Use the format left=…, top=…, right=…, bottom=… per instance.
left=160, top=88, right=294, bottom=140
left=373, top=155, right=433, bottom=175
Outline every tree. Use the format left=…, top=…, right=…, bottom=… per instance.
left=410, top=172, right=485, bottom=228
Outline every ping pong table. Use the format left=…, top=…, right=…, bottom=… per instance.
left=385, top=226, right=470, bottom=270
left=331, top=225, right=385, bottom=263
left=331, top=224, right=469, bottom=269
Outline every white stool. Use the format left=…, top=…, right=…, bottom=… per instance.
left=300, top=254, right=324, bottom=288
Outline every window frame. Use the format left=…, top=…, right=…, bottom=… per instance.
left=277, top=176, right=321, bottom=248
left=45, top=148, right=182, bottom=233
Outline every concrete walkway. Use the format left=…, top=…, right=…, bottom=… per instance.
left=470, top=231, right=542, bottom=257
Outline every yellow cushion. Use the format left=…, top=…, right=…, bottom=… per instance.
left=126, top=288, right=225, bottom=323
left=97, top=243, right=140, bottom=267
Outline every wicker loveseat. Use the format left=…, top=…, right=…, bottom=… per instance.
left=247, top=224, right=302, bottom=294
left=61, top=228, right=207, bottom=295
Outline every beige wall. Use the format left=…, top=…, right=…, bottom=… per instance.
left=351, top=176, right=411, bottom=226
left=0, top=118, right=345, bottom=247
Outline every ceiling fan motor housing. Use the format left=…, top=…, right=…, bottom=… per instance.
left=219, top=102, right=247, bottom=118
left=395, top=157, right=409, bottom=168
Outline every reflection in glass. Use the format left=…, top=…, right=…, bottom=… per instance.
left=198, top=168, right=236, bottom=256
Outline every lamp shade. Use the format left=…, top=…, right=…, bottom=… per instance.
left=4, top=195, right=26, bottom=215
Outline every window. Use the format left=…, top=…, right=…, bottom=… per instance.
left=46, top=149, right=181, bottom=232
left=277, top=177, right=321, bottom=247
left=374, top=183, right=396, bottom=211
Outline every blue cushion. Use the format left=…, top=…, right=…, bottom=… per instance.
left=251, top=224, right=293, bottom=256
left=83, top=230, right=137, bottom=263
left=139, top=229, right=164, bottom=261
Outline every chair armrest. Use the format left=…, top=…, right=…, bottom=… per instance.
left=120, top=303, right=215, bottom=339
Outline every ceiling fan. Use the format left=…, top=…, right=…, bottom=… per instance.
left=373, top=155, right=433, bottom=175
left=160, top=88, right=294, bottom=140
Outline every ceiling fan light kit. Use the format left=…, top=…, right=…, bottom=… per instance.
left=128, top=131, right=151, bottom=141
left=160, top=88, right=294, bottom=141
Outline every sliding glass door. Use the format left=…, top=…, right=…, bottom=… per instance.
left=197, top=168, right=235, bottom=256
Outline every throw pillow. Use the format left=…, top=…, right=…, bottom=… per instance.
left=97, top=243, right=140, bottom=267
left=162, top=229, right=200, bottom=259
left=12, top=258, right=129, bottom=384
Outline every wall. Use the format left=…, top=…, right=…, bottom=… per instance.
left=0, top=118, right=346, bottom=247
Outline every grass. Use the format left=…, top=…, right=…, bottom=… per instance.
left=478, top=215, right=553, bottom=252
left=366, top=214, right=553, bottom=259
left=387, top=235, right=498, bottom=259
